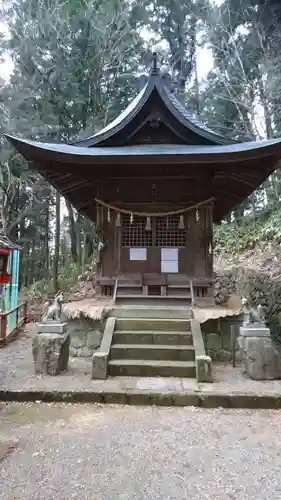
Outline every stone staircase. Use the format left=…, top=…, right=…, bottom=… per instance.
left=108, top=318, right=196, bottom=378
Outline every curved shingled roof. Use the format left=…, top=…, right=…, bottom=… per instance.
left=73, top=69, right=234, bottom=147
left=5, top=65, right=281, bottom=223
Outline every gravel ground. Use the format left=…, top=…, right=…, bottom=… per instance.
left=0, top=326, right=93, bottom=391
left=1, top=403, right=281, bottom=499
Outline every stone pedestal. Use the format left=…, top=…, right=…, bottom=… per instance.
left=196, top=355, right=213, bottom=383
left=37, top=321, right=67, bottom=334
left=32, top=331, right=70, bottom=375
left=238, top=326, right=281, bottom=380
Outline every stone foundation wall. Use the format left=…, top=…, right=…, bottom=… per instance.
left=67, top=318, right=104, bottom=358
left=201, top=317, right=242, bottom=362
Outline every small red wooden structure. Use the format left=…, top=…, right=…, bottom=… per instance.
left=0, top=236, right=27, bottom=346
left=0, top=246, right=12, bottom=285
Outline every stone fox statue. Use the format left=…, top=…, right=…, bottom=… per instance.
left=242, top=297, right=266, bottom=327
left=42, top=292, right=64, bottom=322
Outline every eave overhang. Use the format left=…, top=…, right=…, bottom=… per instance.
left=6, top=135, right=281, bottom=165
left=5, top=134, right=281, bottom=224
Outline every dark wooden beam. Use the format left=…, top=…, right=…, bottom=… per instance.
left=59, top=179, right=90, bottom=195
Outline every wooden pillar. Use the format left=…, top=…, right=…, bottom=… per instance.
left=23, top=301, right=28, bottom=324
left=95, top=204, right=102, bottom=296
left=208, top=204, right=214, bottom=277
left=116, top=214, right=121, bottom=276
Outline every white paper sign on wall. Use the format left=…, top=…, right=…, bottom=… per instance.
left=161, top=247, right=178, bottom=273
left=161, top=260, right=178, bottom=273
left=129, top=248, right=147, bottom=261
left=161, top=248, right=178, bottom=261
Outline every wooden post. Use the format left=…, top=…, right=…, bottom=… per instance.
left=231, top=324, right=237, bottom=367
left=0, top=314, right=7, bottom=345
left=23, top=301, right=28, bottom=324
left=117, top=226, right=121, bottom=275
left=190, top=279, right=195, bottom=308
left=53, top=190, right=60, bottom=293
left=16, top=305, right=19, bottom=328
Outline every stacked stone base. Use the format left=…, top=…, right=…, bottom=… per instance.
left=67, top=318, right=103, bottom=358
left=238, top=326, right=281, bottom=380
left=32, top=322, right=70, bottom=376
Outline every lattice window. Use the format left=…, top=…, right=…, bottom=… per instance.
left=121, top=214, right=153, bottom=247
left=155, top=216, right=186, bottom=247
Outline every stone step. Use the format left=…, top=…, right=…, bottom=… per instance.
left=115, top=297, right=192, bottom=306
left=108, top=359, right=196, bottom=378
left=110, top=344, right=195, bottom=361
left=166, top=289, right=192, bottom=298
left=109, top=307, right=193, bottom=320
left=115, top=318, right=191, bottom=332
left=116, top=286, right=143, bottom=295
left=113, top=330, right=193, bottom=346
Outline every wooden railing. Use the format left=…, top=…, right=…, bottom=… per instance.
left=189, top=280, right=195, bottom=307
left=0, top=301, right=28, bottom=346
left=113, top=276, right=119, bottom=304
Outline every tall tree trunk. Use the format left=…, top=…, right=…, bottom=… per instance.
left=81, top=231, right=87, bottom=274
left=53, top=191, right=60, bottom=293
left=259, top=79, right=273, bottom=139
left=194, top=51, right=200, bottom=116
left=66, top=199, right=78, bottom=263
left=44, top=198, right=50, bottom=279
left=233, top=206, right=244, bottom=223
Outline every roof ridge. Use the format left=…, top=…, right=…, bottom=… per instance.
left=162, top=84, right=237, bottom=144
left=72, top=71, right=235, bottom=147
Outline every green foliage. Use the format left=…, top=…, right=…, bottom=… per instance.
left=214, top=209, right=281, bottom=256
left=20, top=261, right=83, bottom=299
left=57, top=262, right=83, bottom=292
left=4, top=0, right=142, bottom=140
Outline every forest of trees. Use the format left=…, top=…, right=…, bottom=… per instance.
left=1, top=0, right=281, bottom=293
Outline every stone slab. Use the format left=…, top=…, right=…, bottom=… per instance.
left=2, top=388, right=281, bottom=409
left=190, top=319, right=205, bottom=357
left=92, top=317, right=116, bottom=380
left=37, top=322, right=67, bottom=334
left=135, top=377, right=183, bottom=392
left=92, top=352, right=108, bottom=379
left=181, top=378, right=200, bottom=391
left=240, top=327, right=270, bottom=337
left=109, top=306, right=193, bottom=320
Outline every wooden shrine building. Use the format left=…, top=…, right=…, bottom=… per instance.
left=6, top=56, right=281, bottom=305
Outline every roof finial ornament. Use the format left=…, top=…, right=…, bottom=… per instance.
left=151, top=51, right=158, bottom=74
left=151, top=40, right=169, bottom=76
